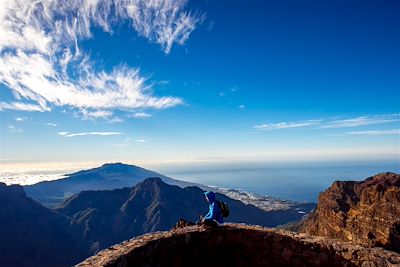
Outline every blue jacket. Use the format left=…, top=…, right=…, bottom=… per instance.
left=204, top=191, right=223, bottom=224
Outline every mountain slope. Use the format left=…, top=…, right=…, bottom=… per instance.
left=0, top=182, right=89, bottom=267
left=24, top=163, right=205, bottom=207
left=56, top=177, right=314, bottom=253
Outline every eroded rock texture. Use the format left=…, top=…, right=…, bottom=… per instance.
left=301, top=172, right=400, bottom=252
left=77, top=224, right=400, bottom=267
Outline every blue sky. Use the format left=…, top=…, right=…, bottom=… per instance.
left=0, top=0, right=399, bottom=169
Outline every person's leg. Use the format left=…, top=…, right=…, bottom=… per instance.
left=202, top=219, right=218, bottom=227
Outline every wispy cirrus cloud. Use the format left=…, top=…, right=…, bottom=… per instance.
left=59, top=131, right=123, bottom=137
left=129, top=112, right=153, bottom=119
left=254, top=120, right=322, bottom=130
left=15, top=117, right=27, bottom=122
left=0, top=102, right=49, bottom=112
left=0, top=0, right=200, bottom=118
left=254, top=114, right=400, bottom=131
left=7, top=125, right=23, bottom=133
left=111, top=137, right=147, bottom=147
left=319, top=114, right=400, bottom=129
left=346, top=130, right=400, bottom=136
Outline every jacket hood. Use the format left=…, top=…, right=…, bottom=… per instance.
left=204, top=191, right=216, bottom=203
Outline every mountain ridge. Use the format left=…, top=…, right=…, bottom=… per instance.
left=55, top=177, right=314, bottom=253
left=24, top=162, right=312, bottom=212
left=24, top=162, right=209, bottom=207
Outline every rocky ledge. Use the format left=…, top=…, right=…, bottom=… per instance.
left=77, top=224, right=400, bottom=267
left=301, top=172, right=400, bottom=252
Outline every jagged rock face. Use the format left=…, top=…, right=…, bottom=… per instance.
left=77, top=224, right=400, bottom=267
left=301, top=172, right=400, bottom=252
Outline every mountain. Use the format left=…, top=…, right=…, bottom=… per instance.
left=0, top=182, right=89, bottom=267
left=300, top=172, right=400, bottom=253
left=56, top=177, right=315, bottom=254
left=24, top=163, right=206, bottom=207
left=24, top=163, right=314, bottom=213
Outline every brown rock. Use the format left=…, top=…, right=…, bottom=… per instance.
left=300, top=172, right=400, bottom=252
left=76, top=224, right=400, bottom=267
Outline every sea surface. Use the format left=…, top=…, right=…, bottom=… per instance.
left=1, top=160, right=399, bottom=203
left=158, top=160, right=400, bottom=202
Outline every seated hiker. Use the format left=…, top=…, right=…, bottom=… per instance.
left=198, top=191, right=224, bottom=227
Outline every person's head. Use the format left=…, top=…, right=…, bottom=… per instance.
left=204, top=191, right=216, bottom=203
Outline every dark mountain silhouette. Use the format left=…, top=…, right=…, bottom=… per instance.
left=1, top=177, right=313, bottom=266
left=56, top=177, right=315, bottom=253
left=0, top=182, right=89, bottom=267
left=24, top=162, right=206, bottom=207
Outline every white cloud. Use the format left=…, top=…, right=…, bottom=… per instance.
left=320, top=114, right=400, bottom=129
left=81, top=110, right=113, bottom=120
left=254, top=114, right=400, bottom=131
left=15, top=117, right=27, bottom=122
left=129, top=112, right=152, bottom=118
left=110, top=137, right=147, bottom=147
left=46, top=122, right=57, bottom=127
left=0, top=102, right=49, bottom=112
left=108, top=117, right=124, bottom=123
left=59, top=131, right=123, bottom=137
left=0, top=0, right=198, bottom=118
left=7, top=125, right=23, bottom=133
left=238, top=105, right=246, bottom=109
left=346, top=130, right=400, bottom=136
left=254, top=120, right=321, bottom=130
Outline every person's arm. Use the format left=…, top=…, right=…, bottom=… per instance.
left=203, top=203, right=215, bottom=220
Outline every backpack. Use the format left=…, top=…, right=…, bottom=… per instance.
left=218, top=201, right=229, bottom=217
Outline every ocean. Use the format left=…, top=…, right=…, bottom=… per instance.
left=158, top=160, right=400, bottom=202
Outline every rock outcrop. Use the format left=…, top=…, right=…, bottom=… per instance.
left=301, top=172, right=400, bottom=252
left=77, top=224, right=400, bottom=267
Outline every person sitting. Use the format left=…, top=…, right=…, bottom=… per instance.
left=198, top=191, right=223, bottom=227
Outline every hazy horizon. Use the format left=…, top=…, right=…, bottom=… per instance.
left=1, top=159, right=398, bottom=202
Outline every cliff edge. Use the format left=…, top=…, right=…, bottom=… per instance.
left=300, top=172, right=400, bottom=252
left=77, top=224, right=400, bottom=267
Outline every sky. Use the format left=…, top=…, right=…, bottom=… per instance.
left=0, top=0, right=399, bottom=172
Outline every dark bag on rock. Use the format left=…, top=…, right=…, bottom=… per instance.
left=218, top=201, right=229, bottom=217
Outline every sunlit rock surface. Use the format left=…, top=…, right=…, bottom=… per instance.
left=77, top=224, right=400, bottom=267
left=301, top=172, right=400, bottom=253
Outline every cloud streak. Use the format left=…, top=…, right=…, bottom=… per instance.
left=129, top=112, right=152, bottom=118
left=0, top=0, right=199, bottom=118
left=59, top=131, right=123, bottom=137
left=346, top=130, right=400, bottom=136
left=254, top=120, right=322, bottom=130
left=254, top=114, right=400, bottom=131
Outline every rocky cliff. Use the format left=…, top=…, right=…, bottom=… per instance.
left=300, top=172, right=400, bottom=252
left=77, top=224, right=400, bottom=267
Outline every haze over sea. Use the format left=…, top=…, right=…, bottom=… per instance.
left=2, top=160, right=398, bottom=203
left=159, top=160, right=400, bottom=202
